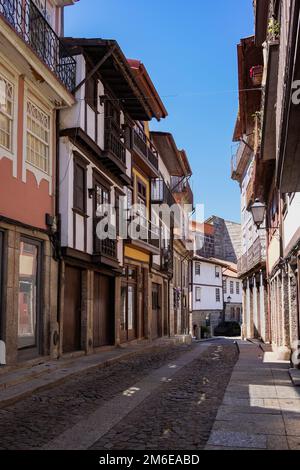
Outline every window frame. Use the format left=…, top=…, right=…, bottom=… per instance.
left=195, top=286, right=201, bottom=302
left=0, top=73, right=14, bottom=152
left=195, top=262, right=201, bottom=276
left=215, top=266, right=220, bottom=278
left=17, top=236, right=43, bottom=353
left=236, top=281, right=240, bottom=295
left=216, top=288, right=221, bottom=303
left=230, top=281, right=234, bottom=295
left=73, top=153, right=88, bottom=215
left=26, top=99, right=50, bottom=174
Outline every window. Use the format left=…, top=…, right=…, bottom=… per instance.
left=0, top=74, right=13, bottom=151
left=137, top=179, right=147, bottom=227
left=215, top=266, right=220, bottom=278
left=18, top=239, right=41, bottom=350
left=74, top=158, right=87, bottom=213
left=195, top=287, right=201, bottom=302
left=230, top=281, right=234, bottom=294
left=26, top=100, right=50, bottom=173
left=236, top=282, right=240, bottom=295
left=223, top=279, right=227, bottom=293
left=85, top=61, right=98, bottom=110
left=216, top=288, right=220, bottom=302
left=195, top=262, right=201, bottom=276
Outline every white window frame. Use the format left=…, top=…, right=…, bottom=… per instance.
left=215, top=266, right=220, bottom=278
left=230, top=281, right=234, bottom=294
left=0, top=59, right=18, bottom=177
left=236, top=281, right=240, bottom=295
left=0, top=73, right=13, bottom=153
left=195, top=287, right=201, bottom=302
left=23, top=82, right=53, bottom=194
left=195, top=262, right=201, bottom=276
left=216, top=288, right=221, bottom=302
left=26, top=99, right=50, bottom=174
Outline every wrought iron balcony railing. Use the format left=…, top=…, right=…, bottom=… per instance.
left=0, top=0, right=76, bottom=92
left=151, top=178, right=176, bottom=207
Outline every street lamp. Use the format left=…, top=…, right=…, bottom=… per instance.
left=223, top=296, right=232, bottom=322
left=250, top=199, right=267, bottom=228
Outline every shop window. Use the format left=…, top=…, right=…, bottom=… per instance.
left=18, top=239, right=41, bottom=350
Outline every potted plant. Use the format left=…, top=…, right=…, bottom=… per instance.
left=250, top=65, right=263, bottom=86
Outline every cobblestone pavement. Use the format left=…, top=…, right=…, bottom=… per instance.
left=91, top=343, right=238, bottom=450
left=0, top=341, right=238, bottom=450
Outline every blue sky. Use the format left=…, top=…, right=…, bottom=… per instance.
left=64, top=0, right=254, bottom=223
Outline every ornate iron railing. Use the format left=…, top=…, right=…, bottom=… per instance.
left=151, top=178, right=176, bottom=206
left=97, top=239, right=117, bottom=259
left=0, top=0, right=76, bottom=92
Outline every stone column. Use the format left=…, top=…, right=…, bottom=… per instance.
left=253, top=275, right=258, bottom=338
left=246, top=277, right=251, bottom=338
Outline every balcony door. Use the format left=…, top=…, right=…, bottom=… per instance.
left=93, top=177, right=116, bottom=258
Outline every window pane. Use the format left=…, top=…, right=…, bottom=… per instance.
left=26, top=101, right=50, bottom=173
left=18, top=241, right=38, bottom=349
left=127, top=286, right=135, bottom=331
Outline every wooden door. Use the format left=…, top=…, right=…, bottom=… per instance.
left=93, top=273, right=114, bottom=347
left=63, top=266, right=82, bottom=353
left=152, top=283, right=160, bottom=339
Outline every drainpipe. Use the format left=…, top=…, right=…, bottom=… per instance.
left=55, top=109, right=62, bottom=358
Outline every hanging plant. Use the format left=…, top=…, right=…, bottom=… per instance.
left=268, top=18, right=280, bottom=40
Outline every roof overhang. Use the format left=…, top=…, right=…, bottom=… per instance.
left=62, top=38, right=157, bottom=121
left=150, top=131, right=191, bottom=176
left=127, top=59, right=168, bottom=121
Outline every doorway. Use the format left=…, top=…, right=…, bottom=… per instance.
left=120, top=265, right=137, bottom=343
left=63, top=265, right=82, bottom=353
left=152, top=283, right=161, bottom=339
left=93, top=273, right=114, bottom=347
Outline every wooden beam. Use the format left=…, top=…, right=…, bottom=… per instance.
left=72, top=45, right=117, bottom=94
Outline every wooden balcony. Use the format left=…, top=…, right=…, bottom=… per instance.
left=132, top=128, right=159, bottom=175
left=127, top=215, right=160, bottom=254
left=0, top=0, right=76, bottom=92
left=93, top=237, right=120, bottom=269
left=237, top=236, right=266, bottom=276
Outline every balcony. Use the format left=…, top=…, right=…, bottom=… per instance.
left=151, top=178, right=176, bottom=206
left=104, top=130, right=126, bottom=165
left=170, top=176, right=193, bottom=206
left=93, top=237, right=119, bottom=269
left=0, top=0, right=76, bottom=92
left=127, top=214, right=160, bottom=254
left=231, top=135, right=253, bottom=181
left=237, top=236, right=266, bottom=276
left=245, top=174, right=255, bottom=210
left=132, top=128, right=159, bottom=175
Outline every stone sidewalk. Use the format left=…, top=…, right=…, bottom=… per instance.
left=206, top=341, right=300, bottom=450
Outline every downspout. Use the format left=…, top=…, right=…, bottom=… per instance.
left=56, top=109, right=62, bottom=358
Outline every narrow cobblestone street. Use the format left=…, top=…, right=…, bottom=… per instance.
left=0, top=340, right=237, bottom=450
